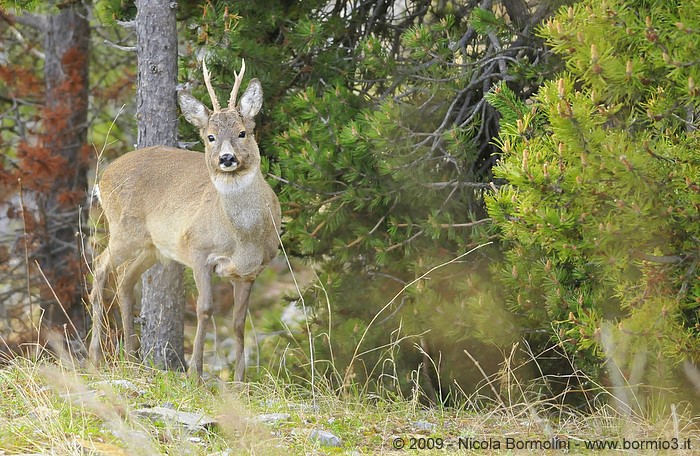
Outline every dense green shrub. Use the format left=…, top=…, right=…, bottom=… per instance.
left=485, top=0, right=700, bottom=406
left=266, top=4, right=558, bottom=397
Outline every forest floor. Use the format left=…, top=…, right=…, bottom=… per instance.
left=1, top=357, right=699, bottom=455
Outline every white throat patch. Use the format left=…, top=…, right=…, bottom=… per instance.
left=212, top=168, right=257, bottom=195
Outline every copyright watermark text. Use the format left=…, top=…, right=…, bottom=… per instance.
left=390, top=436, right=693, bottom=451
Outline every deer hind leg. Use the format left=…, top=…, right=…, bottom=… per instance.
left=88, top=250, right=112, bottom=366
left=232, top=279, right=254, bottom=382
left=189, top=262, right=213, bottom=379
left=115, top=248, right=156, bottom=361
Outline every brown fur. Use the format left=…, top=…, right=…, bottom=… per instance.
left=89, top=68, right=281, bottom=381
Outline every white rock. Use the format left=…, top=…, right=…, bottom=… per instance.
left=256, top=413, right=291, bottom=424
left=309, top=429, right=342, bottom=447
left=133, top=407, right=217, bottom=432
left=412, top=420, right=436, bottom=431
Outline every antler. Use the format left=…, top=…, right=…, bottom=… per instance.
left=202, top=59, right=222, bottom=112
left=227, top=58, right=246, bottom=109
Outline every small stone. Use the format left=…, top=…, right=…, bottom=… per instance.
left=256, top=413, right=291, bottom=424
left=133, top=407, right=217, bottom=432
left=60, top=389, right=101, bottom=402
left=91, top=379, right=145, bottom=396
left=309, top=429, right=342, bottom=447
left=412, top=420, right=436, bottom=431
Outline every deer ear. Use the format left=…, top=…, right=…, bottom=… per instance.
left=239, top=79, right=263, bottom=119
left=178, top=91, right=210, bottom=129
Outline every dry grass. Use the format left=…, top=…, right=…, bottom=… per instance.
left=1, top=338, right=698, bottom=455
left=2, top=241, right=698, bottom=454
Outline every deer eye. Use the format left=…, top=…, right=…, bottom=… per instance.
left=207, top=135, right=216, bottom=142
left=238, top=131, right=246, bottom=138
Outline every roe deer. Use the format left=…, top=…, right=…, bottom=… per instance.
left=88, top=60, right=281, bottom=381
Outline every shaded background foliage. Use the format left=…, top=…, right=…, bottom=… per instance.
left=1, top=1, right=94, bottom=351
left=106, top=0, right=564, bottom=398
left=0, top=0, right=143, bottom=354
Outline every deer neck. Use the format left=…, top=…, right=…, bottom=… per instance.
left=211, top=167, right=266, bottom=231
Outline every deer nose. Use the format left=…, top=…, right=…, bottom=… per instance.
left=219, top=153, right=238, bottom=168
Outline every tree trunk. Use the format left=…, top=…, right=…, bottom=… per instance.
left=135, top=0, right=185, bottom=370
left=501, top=0, right=530, bottom=29
left=38, top=2, right=89, bottom=333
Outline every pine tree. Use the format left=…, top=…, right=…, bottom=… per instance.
left=485, top=0, right=700, bottom=408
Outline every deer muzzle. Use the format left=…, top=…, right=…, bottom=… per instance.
left=219, top=153, right=239, bottom=171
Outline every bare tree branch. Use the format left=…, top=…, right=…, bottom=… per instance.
left=103, top=39, right=136, bottom=52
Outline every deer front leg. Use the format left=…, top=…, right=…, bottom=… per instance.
left=189, top=263, right=213, bottom=379
left=232, top=279, right=253, bottom=382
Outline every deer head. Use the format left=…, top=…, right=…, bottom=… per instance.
left=177, top=59, right=263, bottom=192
